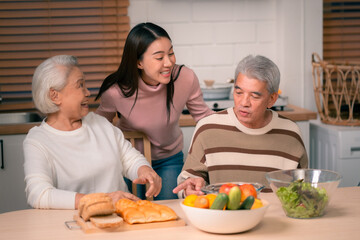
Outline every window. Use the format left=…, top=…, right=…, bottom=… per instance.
left=316, top=0, right=360, bottom=125
left=323, top=0, right=360, bottom=62
left=0, top=0, right=129, bottom=112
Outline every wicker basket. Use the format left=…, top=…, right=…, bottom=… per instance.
left=312, top=53, right=360, bottom=126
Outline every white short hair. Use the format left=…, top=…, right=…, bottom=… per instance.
left=32, top=55, right=78, bottom=114
left=235, top=55, right=280, bottom=94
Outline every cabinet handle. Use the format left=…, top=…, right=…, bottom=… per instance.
left=351, top=147, right=360, bottom=152
left=0, top=139, right=4, bottom=169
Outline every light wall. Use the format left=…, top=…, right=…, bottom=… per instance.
left=128, top=0, right=322, bottom=111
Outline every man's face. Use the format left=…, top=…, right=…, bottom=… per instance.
left=233, top=73, right=278, bottom=128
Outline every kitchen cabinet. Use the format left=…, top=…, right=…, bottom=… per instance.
left=181, top=126, right=195, bottom=160
left=296, top=121, right=310, bottom=156
left=310, top=119, right=360, bottom=187
left=0, top=134, right=30, bottom=213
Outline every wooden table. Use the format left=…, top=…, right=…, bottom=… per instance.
left=0, top=187, right=358, bottom=240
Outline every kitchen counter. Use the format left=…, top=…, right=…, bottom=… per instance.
left=0, top=122, right=40, bottom=135
left=0, top=104, right=317, bottom=135
left=0, top=186, right=358, bottom=240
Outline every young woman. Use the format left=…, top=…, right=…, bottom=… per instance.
left=96, top=22, right=213, bottom=200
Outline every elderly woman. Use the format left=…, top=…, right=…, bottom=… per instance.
left=23, top=55, right=161, bottom=210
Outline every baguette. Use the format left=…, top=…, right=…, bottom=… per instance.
left=121, top=207, right=146, bottom=224
left=115, top=199, right=177, bottom=224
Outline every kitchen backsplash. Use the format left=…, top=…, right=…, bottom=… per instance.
left=128, top=0, right=322, bottom=112
left=129, top=0, right=277, bottom=84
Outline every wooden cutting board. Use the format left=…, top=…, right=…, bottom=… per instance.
left=73, top=214, right=186, bottom=234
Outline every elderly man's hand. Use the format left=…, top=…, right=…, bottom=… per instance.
left=172, top=177, right=205, bottom=197
left=133, top=165, right=162, bottom=198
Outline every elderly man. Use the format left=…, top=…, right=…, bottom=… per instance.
left=173, top=55, right=308, bottom=197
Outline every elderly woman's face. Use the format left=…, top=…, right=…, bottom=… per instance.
left=57, top=66, right=90, bottom=120
left=233, top=73, right=278, bottom=129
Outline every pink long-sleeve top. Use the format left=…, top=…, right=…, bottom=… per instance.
left=95, top=66, right=213, bottom=160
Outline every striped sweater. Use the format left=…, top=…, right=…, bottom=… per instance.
left=177, top=108, right=308, bottom=189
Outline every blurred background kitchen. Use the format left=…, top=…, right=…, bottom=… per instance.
left=0, top=0, right=359, bottom=213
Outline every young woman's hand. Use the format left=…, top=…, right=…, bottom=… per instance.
left=133, top=165, right=162, bottom=198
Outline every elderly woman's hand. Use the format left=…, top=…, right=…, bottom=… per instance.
left=107, top=191, right=140, bottom=203
left=133, top=165, right=162, bottom=198
left=75, top=191, right=139, bottom=209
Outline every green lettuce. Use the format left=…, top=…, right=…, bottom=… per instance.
left=276, top=180, right=329, bottom=218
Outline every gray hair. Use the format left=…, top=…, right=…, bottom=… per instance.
left=234, top=55, right=280, bottom=94
left=32, top=55, right=78, bottom=114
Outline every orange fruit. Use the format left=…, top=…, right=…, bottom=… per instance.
left=251, top=198, right=263, bottom=210
left=239, top=184, right=257, bottom=202
left=183, top=194, right=198, bottom=207
left=194, top=196, right=209, bottom=208
left=205, top=194, right=217, bottom=208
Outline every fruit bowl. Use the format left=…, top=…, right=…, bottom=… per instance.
left=180, top=199, right=270, bottom=234
left=266, top=169, right=342, bottom=219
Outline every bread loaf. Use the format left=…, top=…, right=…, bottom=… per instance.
left=115, top=199, right=177, bottom=224
left=79, top=193, right=115, bottom=221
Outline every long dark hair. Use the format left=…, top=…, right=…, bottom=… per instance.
left=96, top=22, right=184, bottom=120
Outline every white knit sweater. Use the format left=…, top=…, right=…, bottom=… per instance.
left=23, top=112, right=150, bottom=209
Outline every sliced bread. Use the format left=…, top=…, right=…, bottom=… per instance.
left=90, top=213, right=123, bottom=229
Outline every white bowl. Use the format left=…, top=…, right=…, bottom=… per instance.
left=180, top=199, right=270, bottom=234
left=201, top=83, right=232, bottom=100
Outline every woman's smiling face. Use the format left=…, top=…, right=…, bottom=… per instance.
left=57, top=66, right=90, bottom=120
left=137, top=37, right=176, bottom=86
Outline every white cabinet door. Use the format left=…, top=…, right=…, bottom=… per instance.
left=0, top=134, right=30, bottom=213
left=181, top=126, right=195, bottom=161
left=296, top=121, right=310, bottom=158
